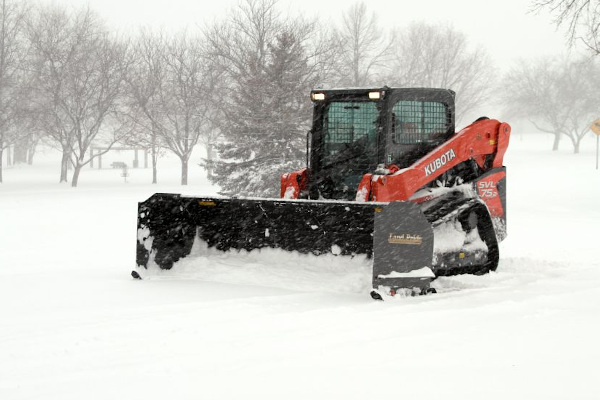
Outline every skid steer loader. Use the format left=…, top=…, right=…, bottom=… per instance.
left=135, top=87, right=510, bottom=299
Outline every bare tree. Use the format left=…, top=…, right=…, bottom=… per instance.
left=503, top=55, right=600, bottom=153
left=332, top=2, right=394, bottom=87
left=0, top=0, right=29, bottom=183
left=161, top=33, right=219, bottom=185
left=127, top=29, right=221, bottom=185
left=125, top=30, right=167, bottom=184
left=533, top=0, right=600, bottom=53
left=385, top=22, right=494, bottom=125
left=26, top=5, right=87, bottom=183
left=156, top=32, right=216, bottom=185
left=67, top=35, right=130, bottom=187
left=28, top=5, right=130, bottom=186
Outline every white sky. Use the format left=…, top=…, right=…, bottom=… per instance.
left=40, top=0, right=574, bottom=73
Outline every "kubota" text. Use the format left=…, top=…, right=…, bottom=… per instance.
left=424, top=149, right=456, bottom=176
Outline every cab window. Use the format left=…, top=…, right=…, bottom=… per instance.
left=322, top=101, right=378, bottom=167
left=392, top=100, right=449, bottom=144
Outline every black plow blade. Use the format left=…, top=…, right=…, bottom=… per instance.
left=136, top=193, right=437, bottom=297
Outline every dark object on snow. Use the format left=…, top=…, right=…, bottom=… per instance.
left=111, top=161, right=127, bottom=169
left=135, top=87, right=510, bottom=299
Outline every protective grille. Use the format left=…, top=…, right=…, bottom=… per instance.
left=392, top=101, right=449, bottom=144
left=324, top=102, right=378, bottom=146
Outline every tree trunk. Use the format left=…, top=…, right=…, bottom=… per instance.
left=27, top=139, right=39, bottom=165
left=152, top=159, right=158, bottom=184
left=152, top=144, right=157, bottom=184
left=151, top=127, right=158, bottom=184
left=60, top=149, right=70, bottom=183
left=181, top=157, right=188, bottom=185
left=573, top=139, right=580, bottom=154
left=552, top=132, right=560, bottom=151
left=71, top=163, right=82, bottom=187
left=0, top=148, right=3, bottom=183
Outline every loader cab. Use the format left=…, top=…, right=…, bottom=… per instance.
left=308, top=87, right=455, bottom=200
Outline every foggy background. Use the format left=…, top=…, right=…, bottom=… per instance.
left=0, top=0, right=598, bottom=195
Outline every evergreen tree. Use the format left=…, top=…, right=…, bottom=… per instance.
left=207, top=1, right=319, bottom=197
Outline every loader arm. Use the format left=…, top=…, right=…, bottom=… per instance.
left=363, top=118, right=511, bottom=202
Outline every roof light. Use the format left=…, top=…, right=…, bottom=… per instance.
left=311, top=92, right=325, bottom=101
left=368, top=91, right=381, bottom=100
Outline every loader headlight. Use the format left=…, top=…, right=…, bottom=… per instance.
left=311, top=92, right=325, bottom=101
left=368, top=91, right=381, bottom=100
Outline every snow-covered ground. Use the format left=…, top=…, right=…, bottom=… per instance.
left=1, top=134, right=599, bottom=399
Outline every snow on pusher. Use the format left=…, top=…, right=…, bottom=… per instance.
left=135, top=87, right=510, bottom=299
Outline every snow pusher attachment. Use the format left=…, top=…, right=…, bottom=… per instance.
left=136, top=194, right=437, bottom=295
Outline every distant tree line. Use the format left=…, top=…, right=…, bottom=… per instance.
left=506, top=0, right=600, bottom=154
left=3, top=0, right=593, bottom=193
left=502, top=55, right=600, bottom=153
